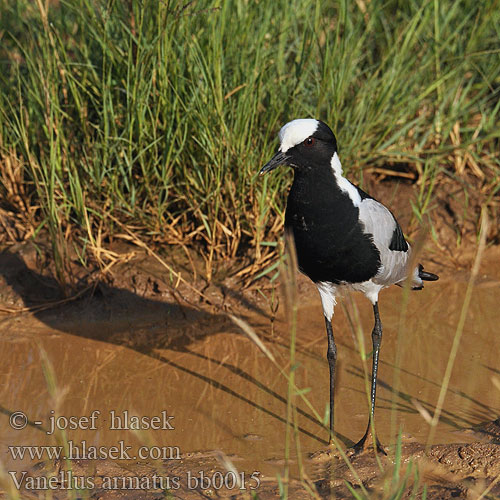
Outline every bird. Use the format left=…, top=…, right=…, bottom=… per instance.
left=259, top=118, right=438, bottom=453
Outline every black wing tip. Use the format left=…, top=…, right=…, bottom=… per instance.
left=418, top=264, right=439, bottom=281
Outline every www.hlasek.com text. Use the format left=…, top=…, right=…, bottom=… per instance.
left=9, top=441, right=180, bottom=461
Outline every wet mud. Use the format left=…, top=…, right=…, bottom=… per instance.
left=1, top=244, right=500, bottom=498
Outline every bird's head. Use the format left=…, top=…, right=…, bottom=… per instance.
left=260, top=119, right=338, bottom=175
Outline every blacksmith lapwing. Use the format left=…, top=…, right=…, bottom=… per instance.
left=260, top=119, right=438, bottom=453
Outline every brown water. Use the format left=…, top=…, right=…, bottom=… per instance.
left=1, top=250, right=499, bottom=485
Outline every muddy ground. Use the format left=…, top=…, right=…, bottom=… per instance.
left=5, top=429, right=500, bottom=499
left=1, top=175, right=500, bottom=499
left=1, top=241, right=500, bottom=499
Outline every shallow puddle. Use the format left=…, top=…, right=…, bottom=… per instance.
left=1, top=249, right=500, bottom=491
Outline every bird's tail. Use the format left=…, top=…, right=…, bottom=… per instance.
left=419, top=264, right=439, bottom=282
left=411, top=264, right=439, bottom=290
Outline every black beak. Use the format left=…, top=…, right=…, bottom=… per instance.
left=259, top=151, right=290, bottom=175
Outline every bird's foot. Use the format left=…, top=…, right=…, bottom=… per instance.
left=350, top=430, right=387, bottom=456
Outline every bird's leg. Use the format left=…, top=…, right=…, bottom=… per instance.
left=325, top=317, right=337, bottom=444
left=353, top=302, right=386, bottom=454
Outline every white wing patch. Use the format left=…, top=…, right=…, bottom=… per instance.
left=279, top=119, right=319, bottom=153
left=358, top=198, right=397, bottom=248
left=358, top=198, right=412, bottom=286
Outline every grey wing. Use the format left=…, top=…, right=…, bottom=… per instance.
left=358, top=198, right=412, bottom=285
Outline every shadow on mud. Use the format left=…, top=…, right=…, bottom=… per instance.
left=0, top=251, right=231, bottom=351
left=0, top=251, right=333, bottom=446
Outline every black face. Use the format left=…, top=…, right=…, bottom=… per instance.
left=260, top=120, right=338, bottom=175
left=286, top=123, right=337, bottom=169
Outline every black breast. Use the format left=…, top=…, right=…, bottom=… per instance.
left=285, top=167, right=381, bottom=284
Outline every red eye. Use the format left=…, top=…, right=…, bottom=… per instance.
left=304, top=137, right=315, bottom=147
